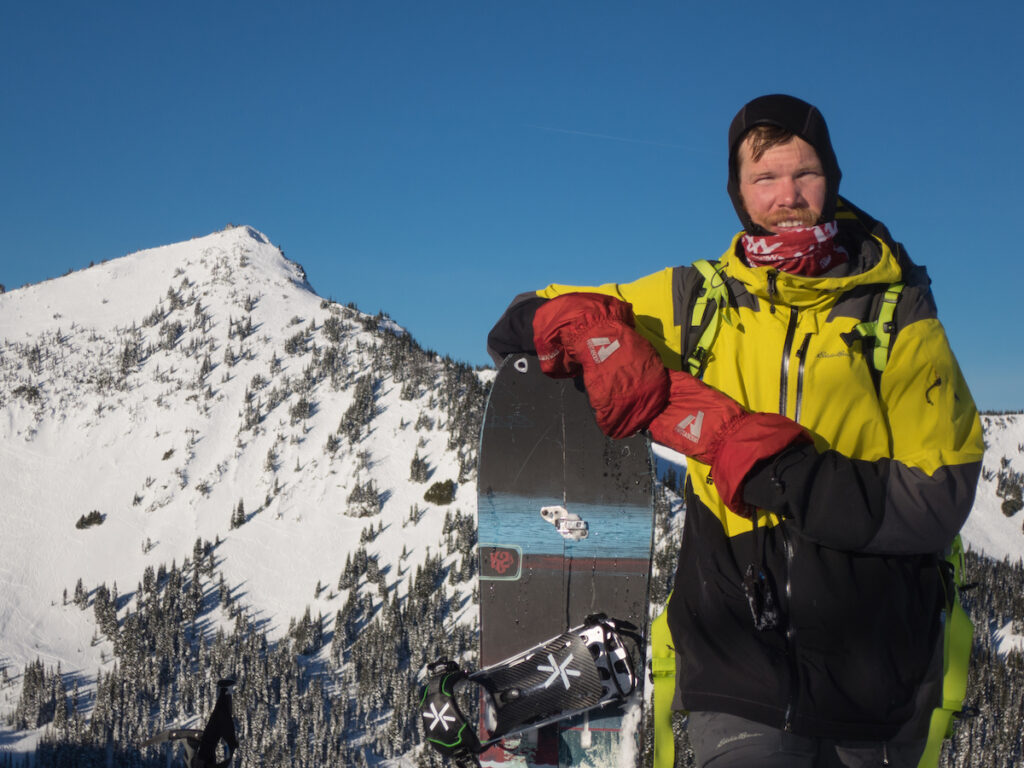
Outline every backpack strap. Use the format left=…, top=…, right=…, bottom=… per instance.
left=849, top=281, right=905, bottom=374
left=685, top=262, right=904, bottom=380
left=848, top=279, right=976, bottom=767
left=918, top=534, right=974, bottom=768
left=652, top=260, right=732, bottom=765
left=650, top=606, right=677, bottom=768
left=685, top=260, right=732, bottom=377
left=941, top=536, right=972, bottom=718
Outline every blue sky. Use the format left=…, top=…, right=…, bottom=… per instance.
left=2, top=1, right=1021, bottom=410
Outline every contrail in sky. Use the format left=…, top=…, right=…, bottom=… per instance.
left=528, top=124, right=687, bottom=149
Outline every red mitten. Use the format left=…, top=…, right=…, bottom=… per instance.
left=648, top=371, right=811, bottom=513
left=533, top=293, right=669, bottom=439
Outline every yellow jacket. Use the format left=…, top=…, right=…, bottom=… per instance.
left=488, top=198, right=984, bottom=739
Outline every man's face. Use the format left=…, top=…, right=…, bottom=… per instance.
left=737, top=135, right=827, bottom=232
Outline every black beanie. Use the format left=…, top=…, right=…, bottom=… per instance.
left=726, top=94, right=842, bottom=233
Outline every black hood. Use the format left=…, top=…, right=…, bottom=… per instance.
left=727, top=94, right=842, bottom=234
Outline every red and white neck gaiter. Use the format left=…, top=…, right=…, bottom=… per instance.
left=741, top=220, right=848, bottom=276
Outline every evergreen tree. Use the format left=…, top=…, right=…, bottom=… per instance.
left=409, top=451, right=430, bottom=483
left=339, top=375, right=377, bottom=444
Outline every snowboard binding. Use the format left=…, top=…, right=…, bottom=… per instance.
left=143, top=678, right=239, bottom=767
left=420, top=615, right=639, bottom=766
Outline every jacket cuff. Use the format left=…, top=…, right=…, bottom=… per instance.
left=486, top=294, right=547, bottom=364
left=740, top=442, right=819, bottom=514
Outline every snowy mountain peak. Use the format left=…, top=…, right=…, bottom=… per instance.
left=1, top=226, right=486, bottom=735
left=1, top=225, right=312, bottom=338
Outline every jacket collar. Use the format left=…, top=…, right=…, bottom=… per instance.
left=719, top=225, right=903, bottom=308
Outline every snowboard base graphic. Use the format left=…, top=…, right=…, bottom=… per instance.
left=477, top=354, right=654, bottom=768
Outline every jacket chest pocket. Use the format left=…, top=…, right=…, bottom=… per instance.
left=795, top=328, right=892, bottom=457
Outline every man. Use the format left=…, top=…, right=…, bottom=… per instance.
left=487, top=94, right=984, bottom=767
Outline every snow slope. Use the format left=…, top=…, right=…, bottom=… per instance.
left=962, top=413, right=1024, bottom=562
left=0, top=226, right=479, bottom=737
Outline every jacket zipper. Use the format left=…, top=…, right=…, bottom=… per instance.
left=794, top=334, right=811, bottom=424
left=778, top=307, right=799, bottom=416
left=771, top=270, right=804, bottom=731
left=780, top=524, right=799, bottom=731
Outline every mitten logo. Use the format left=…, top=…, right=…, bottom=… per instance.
left=674, top=411, right=704, bottom=443
left=586, top=337, right=620, bottom=364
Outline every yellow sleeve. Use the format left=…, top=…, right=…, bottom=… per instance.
left=881, top=318, right=984, bottom=475
left=536, top=267, right=683, bottom=367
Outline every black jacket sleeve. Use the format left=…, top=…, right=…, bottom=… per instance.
left=486, top=292, right=547, bottom=365
left=743, top=443, right=980, bottom=555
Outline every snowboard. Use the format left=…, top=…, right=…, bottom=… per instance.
left=476, top=354, right=655, bottom=768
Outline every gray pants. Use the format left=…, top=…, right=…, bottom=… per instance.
left=687, top=712, right=927, bottom=768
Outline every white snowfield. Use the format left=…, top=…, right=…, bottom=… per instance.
left=1, top=226, right=1021, bottom=745
left=0, top=227, right=476, bottom=740
left=963, top=413, right=1024, bottom=562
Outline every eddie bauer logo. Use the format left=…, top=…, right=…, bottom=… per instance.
left=674, top=410, right=704, bottom=443
left=586, top=336, right=620, bottom=364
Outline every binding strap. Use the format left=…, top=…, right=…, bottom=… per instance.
left=420, top=661, right=482, bottom=767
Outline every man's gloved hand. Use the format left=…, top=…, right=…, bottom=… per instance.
left=533, top=293, right=669, bottom=439
left=648, top=370, right=811, bottom=514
